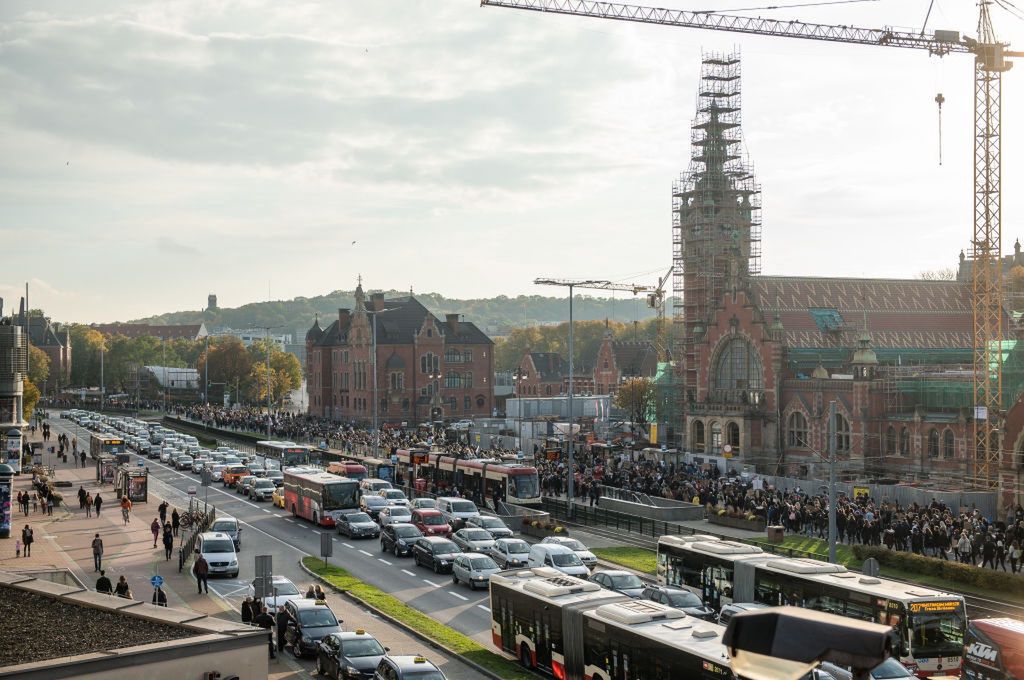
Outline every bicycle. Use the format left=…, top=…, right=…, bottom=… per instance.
left=178, top=510, right=208, bottom=530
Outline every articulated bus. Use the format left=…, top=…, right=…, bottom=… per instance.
left=657, top=536, right=967, bottom=677
left=417, top=454, right=541, bottom=507
left=256, top=440, right=320, bottom=466
left=282, top=468, right=360, bottom=527
left=490, top=567, right=734, bottom=680
left=325, top=460, right=368, bottom=481
left=89, top=434, right=126, bottom=460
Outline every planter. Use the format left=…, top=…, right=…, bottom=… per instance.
left=521, top=524, right=569, bottom=540
left=708, top=513, right=766, bottom=532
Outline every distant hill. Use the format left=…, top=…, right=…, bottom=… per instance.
left=131, top=289, right=660, bottom=339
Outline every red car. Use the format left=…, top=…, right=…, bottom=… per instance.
left=411, top=509, right=452, bottom=537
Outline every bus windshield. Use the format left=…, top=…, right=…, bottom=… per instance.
left=511, top=473, right=539, bottom=499
left=910, top=603, right=965, bottom=658
left=322, top=483, right=358, bottom=510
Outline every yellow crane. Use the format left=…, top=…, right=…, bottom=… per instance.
left=484, top=0, right=1021, bottom=488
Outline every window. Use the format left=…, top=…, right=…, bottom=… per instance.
left=886, top=426, right=896, bottom=455
left=341, top=373, right=349, bottom=390
left=928, top=428, right=940, bottom=459
left=710, top=422, right=722, bottom=453
left=464, top=396, right=471, bottom=410
left=787, top=412, right=808, bottom=448
left=389, top=372, right=404, bottom=391
left=726, top=421, right=740, bottom=449
left=445, top=371, right=461, bottom=389
left=943, top=429, right=955, bottom=459
left=692, top=421, right=705, bottom=453
left=476, top=395, right=485, bottom=407
left=464, top=349, right=472, bottom=361
left=899, top=427, right=910, bottom=456
left=463, top=372, right=473, bottom=388
left=445, top=348, right=462, bottom=363
left=342, top=350, right=349, bottom=364
left=420, top=353, right=438, bottom=374
left=711, top=337, right=763, bottom=394
left=834, top=413, right=850, bottom=453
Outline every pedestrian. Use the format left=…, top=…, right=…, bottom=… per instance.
left=31, top=494, right=37, bottom=513
left=163, top=524, right=174, bottom=561
left=252, top=606, right=276, bottom=659
left=152, top=586, right=168, bottom=607
left=158, top=501, right=168, bottom=525
left=94, top=493, right=103, bottom=517
left=46, top=495, right=53, bottom=516
left=193, top=553, right=209, bottom=594
left=305, top=584, right=316, bottom=598
left=96, top=569, right=113, bottom=594
left=92, top=533, right=104, bottom=571
left=78, top=486, right=86, bottom=510
left=275, top=605, right=288, bottom=652
left=21, top=525, right=33, bottom=557
left=79, top=450, right=86, bottom=468
left=171, top=508, right=180, bottom=537
left=120, top=496, right=132, bottom=525
left=85, top=492, right=93, bottom=517
left=313, top=584, right=326, bottom=600
left=241, top=596, right=254, bottom=624
left=1010, top=540, right=1021, bottom=574
left=114, top=575, right=131, bottom=599
left=150, top=518, right=160, bottom=548
left=15, top=539, right=21, bottom=558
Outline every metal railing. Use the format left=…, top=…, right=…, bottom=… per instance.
left=178, top=498, right=217, bottom=572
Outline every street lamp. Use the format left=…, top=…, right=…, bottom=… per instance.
left=257, top=325, right=285, bottom=440
left=428, top=370, right=442, bottom=426
left=512, top=368, right=527, bottom=454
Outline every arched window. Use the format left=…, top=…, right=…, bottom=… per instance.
left=943, top=429, right=955, bottom=459
left=726, top=422, right=740, bottom=449
left=787, top=412, right=808, bottom=448
left=710, top=422, right=723, bottom=453
left=445, top=348, right=462, bottom=363
left=692, top=421, right=705, bottom=453
left=445, top=371, right=461, bottom=389
left=886, top=426, right=896, bottom=455
left=711, top=338, right=763, bottom=394
left=834, top=413, right=851, bottom=452
left=928, top=428, right=940, bottom=459
left=899, top=427, right=910, bottom=456
left=462, top=372, right=473, bottom=388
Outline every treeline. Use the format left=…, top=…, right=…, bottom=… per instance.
left=493, top=318, right=663, bottom=373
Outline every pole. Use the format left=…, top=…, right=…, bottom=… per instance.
left=828, top=400, right=838, bottom=564
left=265, top=329, right=271, bottom=440
left=372, top=311, right=379, bottom=453
left=204, top=335, right=209, bottom=406
left=162, top=340, right=167, bottom=413
left=100, top=346, right=105, bottom=411
left=567, top=285, right=575, bottom=517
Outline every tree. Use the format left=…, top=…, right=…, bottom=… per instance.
left=23, top=378, right=40, bottom=422
left=917, top=268, right=957, bottom=281
left=1010, top=265, right=1024, bottom=296
left=614, top=378, right=656, bottom=427
left=245, top=339, right=302, bottom=405
left=28, top=345, right=50, bottom=387
left=198, top=337, right=253, bottom=395
left=68, top=325, right=106, bottom=387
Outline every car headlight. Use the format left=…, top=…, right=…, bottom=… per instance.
left=343, top=666, right=361, bottom=677
left=229, top=560, right=237, bottom=566
left=302, top=635, right=312, bottom=645
left=397, top=539, right=406, bottom=546
left=439, top=560, right=448, bottom=565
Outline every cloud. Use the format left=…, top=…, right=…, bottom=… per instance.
left=157, top=236, right=200, bottom=256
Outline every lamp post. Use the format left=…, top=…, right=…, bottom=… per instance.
left=428, top=370, right=442, bottom=428
left=512, top=368, right=526, bottom=454
left=258, top=325, right=285, bottom=440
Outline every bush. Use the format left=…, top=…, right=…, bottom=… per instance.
left=851, top=545, right=1024, bottom=596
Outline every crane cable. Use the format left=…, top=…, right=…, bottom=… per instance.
left=693, top=0, right=878, bottom=14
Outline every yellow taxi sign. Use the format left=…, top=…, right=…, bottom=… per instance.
left=315, top=599, right=327, bottom=606
left=413, top=657, right=427, bottom=663
left=355, top=628, right=365, bottom=635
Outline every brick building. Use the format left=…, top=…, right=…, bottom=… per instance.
left=15, top=300, right=71, bottom=385
left=592, top=332, right=658, bottom=395
left=306, top=283, right=494, bottom=423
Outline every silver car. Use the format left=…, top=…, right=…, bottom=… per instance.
left=452, top=528, right=496, bottom=553
left=249, top=478, right=277, bottom=501
left=465, top=515, right=514, bottom=539
left=451, top=552, right=500, bottom=590
left=487, top=537, right=531, bottom=569
left=378, top=505, right=413, bottom=527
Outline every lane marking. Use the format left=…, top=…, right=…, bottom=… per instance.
left=262, top=509, right=271, bottom=513
left=449, top=591, right=469, bottom=601
left=378, top=558, right=393, bottom=566
left=342, top=543, right=355, bottom=549
left=358, top=549, right=372, bottom=557
left=477, top=604, right=491, bottom=612
left=401, top=569, right=416, bottom=577
left=423, top=579, right=442, bottom=588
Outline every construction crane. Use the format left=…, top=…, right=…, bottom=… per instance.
left=645, top=265, right=674, bottom=361
left=486, top=0, right=1021, bottom=489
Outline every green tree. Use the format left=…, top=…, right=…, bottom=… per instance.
left=614, top=377, right=657, bottom=426
left=23, top=378, right=41, bottom=422
left=28, top=345, right=50, bottom=386
left=246, top=339, right=302, bottom=405
left=68, top=325, right=107, bottom=387
left=198, top=337, right=254, bottom=396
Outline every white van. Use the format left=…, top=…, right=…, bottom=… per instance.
left=436, top=497, right=481, bottom=529
left=527, top=544, right=589, bottom=577
left=195, top=531, right=239, bottom=578
left=359, top=478, right=393, bottom=496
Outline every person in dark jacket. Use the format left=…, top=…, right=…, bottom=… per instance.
left=162, top=524, right=174, bottom=561
left=171, top=508, right=180, bottom=536
left=252, top=606, right=276, bottom=658
left=21, top=525, right=33, bottom=557
left=96, top=570, right=113, bottom=594
left=94, top=493, right=103, bottom=516
left=114, top=575, right=131, bottom=599
left=152, top=586, right=168, bottom=606
left=276, top=607, right=289, bottom=652
left=241, top=596, right=254, bottom=624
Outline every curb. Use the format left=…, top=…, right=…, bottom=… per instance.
left=297, top=558, right=510, bottom=680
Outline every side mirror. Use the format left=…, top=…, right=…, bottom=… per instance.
left=384, top=647, right=391, bottom=652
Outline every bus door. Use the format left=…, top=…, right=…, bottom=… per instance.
left=499, top=595, right=514, bottom=652
left=535, top=608, right=552, bottom=671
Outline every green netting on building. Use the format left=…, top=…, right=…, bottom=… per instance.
left=887, top=341, right=1024, bottom=411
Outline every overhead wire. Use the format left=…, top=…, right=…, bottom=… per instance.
left=692, top=0, right=879, bottom=14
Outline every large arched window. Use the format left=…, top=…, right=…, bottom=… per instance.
left=444, top=371, right=461, bottom=389
left=899, top=427, right=910, bottom=456
left=726, top=422, right=740, bottom=449
left=711, top=338, right=763, bottom=393
left=928, top=428, right=940, bottom=459
left=692, top=420, right=705, bottom=453
left=943, top=429, right=955, bottom=459
left=886, top=426, right=896, bottom=455
left=834, top=413, right=851, bottom=453
left=787, top=412, right=808, bottom=448
left=710, top=422, right=723, bottom=453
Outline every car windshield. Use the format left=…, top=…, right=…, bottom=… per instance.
left=561, top=539, right=586, bottom=551
left=464, top=530, right=491, bottom=541
left=480, top=518, right=504, bottom=529
left=298, top=608, right=338, bottom=628
left=395, top=526, right=423, bottom=538
left=210, top=521, right=237, bottom=533
left=364, top=496, right=386, bottom=507
left=551, top=553, right=584, bottom=567
left=203, top=540, right=234, bottom=553
left=254, top=480, right=275, bottom=488
left=271, top=581, right=300, bottom=596
left=871, top=658, right=912, bottom=679
left=504, top=542, right=529, bottom=554
left=470, top=557, right=498, bottom=570
left=432, top=541, right=459, bottom=554
left=414, top=500, right=437, bottom=508
left=451, top=501, right=477, bottom=513
left=347, top=513, right=372, bottom=523
left=341, top=637, right=385, bottom=657
left=384, top=490, right=405, bottom=499
left=420, top=514, right=445, bottom=525
left=667, top=591, right=704, bottom=608
left=610, top=574, right=644, bottom=590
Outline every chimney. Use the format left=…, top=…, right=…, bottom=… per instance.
left=370, top=292, right=385, bottom=312
left=338, top=308, right=351, bottom=327
left=446, top=313, right=459, bottom=333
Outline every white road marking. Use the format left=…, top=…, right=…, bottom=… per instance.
left=378, top=558, right=393, bottom=566
left=477, top=604, right=491, bottom=612
left=423, top=579, right=442, bottom=588
left=401, top=569, right=416, bottom=577
left=358, top=549, right=372, bottom=557
left=449, top=591, right=469, bottom=601
left=261, top=509, right=271, bottom=513
left=342, top=543, right=354, bottom=549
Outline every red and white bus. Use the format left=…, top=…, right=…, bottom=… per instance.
left=282, top=469, right=360, bottom=527
left=325, top=460, right=368, bottom=481
left=416, top=454, right=541, bottom=507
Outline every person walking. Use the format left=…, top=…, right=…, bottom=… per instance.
left=95, top=570, right=113, bottom=594
left=91, top=533, right=104, bottom=571
left=158, top=501, right=168, bottom=525
left=45, top=494, right=53, bottom=516
left=162, top=524, right=174, bottom=560
left=1010, top=540, right=1022, bottom=574
left=79, top=450, right=86, bottom=468
left=193, top=554, right=210, bottom=594
left=252, top=606, right=276, bottom=659
left=152, top=586, right=168, bottom=607
left=114, top=575, right=131, bottom=599
left=150, top=518, right=160, bottom=548
left=21, top=525, right=34, bottom=557
left=120, top=496, right=132, bottom=525
left=78, top=486, right=86, bottom=510
left=94, top=493, right=103, bottom=517
left=171, top=508, right=180, bottom=537
left=241, top=596, right=255, bottom=625
left=85, top=492, right=93, bottom=518
left=275, top=605, right=289, bottom=653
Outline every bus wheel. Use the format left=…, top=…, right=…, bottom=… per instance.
left=520, top=644, right=532, bottom=668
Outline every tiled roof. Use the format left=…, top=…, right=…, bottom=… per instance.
left=611, top=341, right=658, bottom=377
left=754, top=276, right=978, bottom=350
left=529, top=352, right=567, bottom=381
left=313, top=296, right=492, bottom=348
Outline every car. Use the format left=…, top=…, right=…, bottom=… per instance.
left=464, top=516, right=513, bottom=540
left=435, top=497, right=480, bottom=529
left=222, top=465, right=249, bottom=487
left=238, top=475, right=258, bottom=496
left=380, top=523, right=423, bottom=557
left=174, top=455, right=194, bottom=471
left=159, top=448, right=175, bottom=463
left=245, top=574, right=302, bottom=614
left=359, top=495, right=390, bottom=521
left=283, top=598, right=343, bottom=658
left=451, top=552, right=500, bottom=590
left=373, top=655, right=447, bottom=680
left=147, top=445, right=162, bottom=460
left=486, top=537, right=531, bottom=569
left=813, top=658, right=916, bottom=680
left=208, top=516, right=242, bottom=550
left=378, top=505, right=413, bottom=527
left=639, top=585, right=715, bottom=620
left=359, top=478, right=393, bottom=496
left=272, top=487, right=286, bottom=508
left=317, top=628, right=389, bottom=680
left=192, top=458, right=210, bottom=474
left=526, top=544, right=589, bottom=577
left=410, top=509, right=452, bottom=537
left=589, top=570, right=646, bottom=598
left=337, top=512, right=381, bottom=539
left=411, top=536, right=462, bottom=574
left=250, top=478, right=277, bottom=501
left=451, top=419, right=474, bottom=431
left=248, top=466, right=266, bottom=478
left=451, top=528, right=496, bottom=553
left=195, top=531, right=239, bottom=578
left=409, top=498, right=438, bottom=511
left=266, top=470, right=284, bottom=486
left=378, top=489, right=410, bottom=507
left=210, top=464, right=228, bottom=482
left=539, top=536, right=597, bottom=569
left=717, top=602, right=770, bottom=626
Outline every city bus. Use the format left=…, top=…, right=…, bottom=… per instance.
left=256, top=440, right=319, bottom=466
left=490, top=567, right=735, bottom=680
left=325, top=460, right=368, bottom=481
left=89, top=434, right=126, bottom=460
left=656, top=536, right=967, bottom=676
left=416, top=453, right=541, bottom=507
left=282, top=468, right=360, bottom=527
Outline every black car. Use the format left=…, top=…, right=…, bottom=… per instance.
left=316, top=629, right=388, bottom=680
left=337, top=512, right=381, bottom=539
left=411, top=536, right=462, bottom=574
left=639, top=585, right=716, bottom=621
left=283, top=598, right=343, bottom=658
left=373, top=655, right=447, bottom=680
left=381, top=523, right=423, bottom=557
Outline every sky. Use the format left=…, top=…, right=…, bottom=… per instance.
left=1, top=0, right=1022, bottom=323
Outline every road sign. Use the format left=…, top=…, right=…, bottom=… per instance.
left=201, top=469, right=211, bottom=487
left=187, top=486, right=196, bottom=496
left=863, top=558, right=881, bottom=577
left=320, top=532, right=333, bottom=560
left=150, top=575, right=164, bottom=588
left=254, top=554, right=273, bottom=598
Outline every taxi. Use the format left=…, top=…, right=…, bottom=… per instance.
left=316, top=628, right=387, bottom=679
left=272, top=486, right=286, bottom=508
left=283, top=598, right=342, bottom=658
left=373, top=655, right=447, bottom=680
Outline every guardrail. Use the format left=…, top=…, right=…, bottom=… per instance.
left=178, top=498, right=217, bottom=573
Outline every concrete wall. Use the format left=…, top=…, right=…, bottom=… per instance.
left=598, top=497, right=705, bottom=521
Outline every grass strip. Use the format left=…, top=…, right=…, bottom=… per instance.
left=302, top=557, right=533, bottom=680
left=592, top=547, right=658, bottom=574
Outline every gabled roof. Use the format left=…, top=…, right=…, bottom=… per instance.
left=753, top=276, right=978, bottom=351
left=611, top=341, right=658, bottom=377
left=528, top=352, right=567, bottom=382
left=447, top=321, right=492, bottom=345
left=306, top=318, right=323, bottom=343
left=311, top=295, right=492, bottom=348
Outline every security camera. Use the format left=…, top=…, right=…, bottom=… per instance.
left=723, top=606, right=894, bottom=680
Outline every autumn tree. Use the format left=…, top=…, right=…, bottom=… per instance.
left=246, top=339, right=302, bottom=405
left=614, top=377, right=657, bottom=427
left=28, top=345, right=50, bottom=386
left=68, top=325, right=107, bottom=387
left=198, top=337, right=254, bottom=395
left=23, top=378, right=41, bottom=422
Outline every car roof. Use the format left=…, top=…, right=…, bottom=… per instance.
left=290, top=598, right=332, bottom=610
left=496, top=537, right=528, bottom=544
left=421, top=535, right=454, bottom=543
left=598, top=570, right=635, bottom=577
left=389, top=655, right=441, bottom=671
left=337, top=629, right=378, bottom=641
left=460, top=552, right=493, bottom=559
left=390, top=522, right=419, bottom=529
left=533, top=544, right=573, bottom=553
left=200, top=531, right=232, bottom=540
left=413, top=508, right=442, bottom=515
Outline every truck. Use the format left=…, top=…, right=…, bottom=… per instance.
left=963, top=618, right=1024, bottom=680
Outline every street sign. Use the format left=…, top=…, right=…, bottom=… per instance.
left=201, top=469, right=211, bottom=487
left=320, top=532, right=333, bottom=560
left=863, top=558, right=881, bottom=577
left=186, top=486, right=196, bottom=496
left=254, top=554, right=273, bottom=598
left=150, top=575, right=164, bottom=588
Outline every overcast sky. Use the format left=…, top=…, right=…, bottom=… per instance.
left=2, top=0, right=1021, bottom=323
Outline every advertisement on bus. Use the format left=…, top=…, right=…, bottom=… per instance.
left=964, top=619, right=1024, bottom=680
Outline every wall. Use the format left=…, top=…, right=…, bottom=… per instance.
left=597, top=496, right=705, bottom=521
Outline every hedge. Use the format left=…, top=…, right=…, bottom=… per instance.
left=851, top=545, right=1024, bottom=596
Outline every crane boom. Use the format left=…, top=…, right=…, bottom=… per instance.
left=481, top=0, right=973, bottom=53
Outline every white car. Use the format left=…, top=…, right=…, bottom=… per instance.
left=245, top=575, right=302, bottom=614
left=378, top=505, right=413, bottom=527
left=378, top=489, right=410, bottom=507
left=540, top=536, right=598, bottom=569
left=451, top=419, right=474, bottom=431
